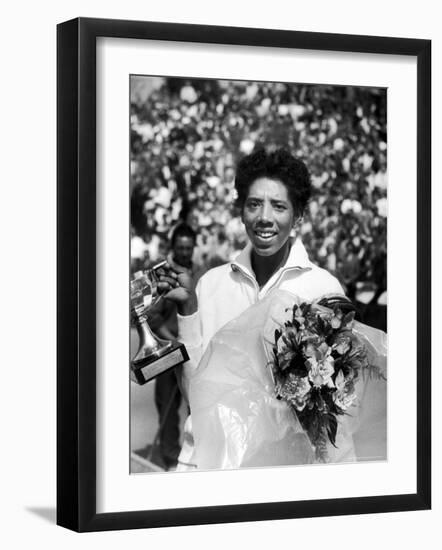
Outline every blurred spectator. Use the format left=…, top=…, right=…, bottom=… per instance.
left=131, top=227, right=150, bottom=272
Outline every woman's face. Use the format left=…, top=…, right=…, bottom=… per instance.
left=242, top=177, right=296, bottom=257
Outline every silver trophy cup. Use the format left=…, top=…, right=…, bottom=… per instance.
left=130, top=267, right=188, bottom=384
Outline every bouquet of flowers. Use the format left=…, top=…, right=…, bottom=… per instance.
left=272, top=300, right=385, bottom=462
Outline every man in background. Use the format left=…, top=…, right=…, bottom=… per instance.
left=137, top=223, right=203, bottom=470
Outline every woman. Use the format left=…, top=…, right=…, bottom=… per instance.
left=159, top=148, right=386, bottom=470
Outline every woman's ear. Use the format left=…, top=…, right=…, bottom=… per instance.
left=293, top=215, right=303, bottom=227
left=290, top=216, right=303, bottom=237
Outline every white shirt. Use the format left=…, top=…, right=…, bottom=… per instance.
left=130, top=235, right=149, bottom=260
left=176, top=237, right=345, bottom=469
left=178, top=237, right=344, bottom=381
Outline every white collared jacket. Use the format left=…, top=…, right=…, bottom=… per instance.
left=178, top=237, right=344, bottom=382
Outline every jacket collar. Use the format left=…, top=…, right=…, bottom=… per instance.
left=230, top=237, right=312, bottom=278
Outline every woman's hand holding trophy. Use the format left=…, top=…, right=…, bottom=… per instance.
left=154, top=262, right=198, bottom=316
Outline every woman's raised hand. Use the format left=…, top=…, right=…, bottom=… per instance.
left=155, top=263, right=197, bottom=315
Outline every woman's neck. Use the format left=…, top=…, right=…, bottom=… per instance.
left=251, top=241, right=291, bottom=288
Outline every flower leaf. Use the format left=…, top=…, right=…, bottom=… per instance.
left=326, top=413, right=338, bottom=447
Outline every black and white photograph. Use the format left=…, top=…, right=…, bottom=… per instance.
left=129, top=75, right=388, bottom=474
left=1, top=0, right=437, bottom=543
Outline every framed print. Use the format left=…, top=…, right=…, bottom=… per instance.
left=57, top=17, right=431, bottom=532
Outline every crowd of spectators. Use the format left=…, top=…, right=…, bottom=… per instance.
left=130, top=77, right=387, bottom=307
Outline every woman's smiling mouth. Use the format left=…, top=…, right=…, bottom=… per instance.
left=254, top=229, right=277, bottom=240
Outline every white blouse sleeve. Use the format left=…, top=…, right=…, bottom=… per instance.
left=177, top=281, right=204, bottom=400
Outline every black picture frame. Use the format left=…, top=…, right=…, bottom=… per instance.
left=57, top=17, right=431, bottom=532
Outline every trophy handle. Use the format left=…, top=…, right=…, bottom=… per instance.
left=146, top=261, right=168, bottom=307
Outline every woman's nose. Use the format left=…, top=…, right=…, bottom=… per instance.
left=259, top=201, right=273, bottom=222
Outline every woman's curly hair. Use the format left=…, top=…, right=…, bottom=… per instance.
left=234, top=148, right=311, bottom=217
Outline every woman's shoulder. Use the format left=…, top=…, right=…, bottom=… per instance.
left=197, top=261, right=232, bottom=289
left=305, top=264, right=345, bottom=296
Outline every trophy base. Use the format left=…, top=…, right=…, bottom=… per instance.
left=130, top=342, right=189, bottom=385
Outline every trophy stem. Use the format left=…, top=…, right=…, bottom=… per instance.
left=133, top=317, right=172, bottom=364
